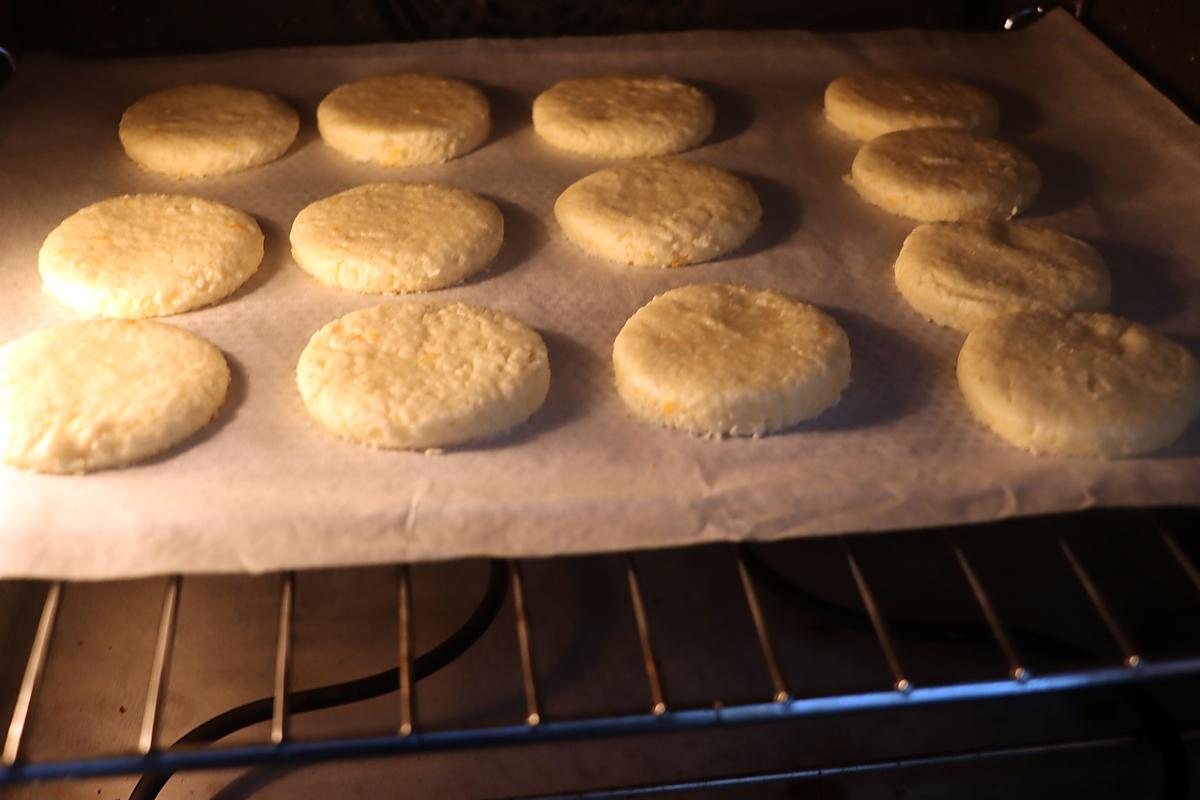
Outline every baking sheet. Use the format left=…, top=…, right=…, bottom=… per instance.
left=1, top=11, right=1198, bottom=580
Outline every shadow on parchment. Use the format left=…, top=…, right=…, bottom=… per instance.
left=467, top=196, right=546, bottom=286
left=134, top=351, right=249, bottom=470
left=277, top=91, right=322, bottom=155
left=1092, top=238, right=1189, bottom=325
left=224, top=216, right=289, bottom=305
left=1147, top=334, right=1200, bottom=460
left=735, top=170, right=802, bottom=259
left=467, top=329, right=598, bottom=452
left=475, top=81, right=530, bottom=148
left=1021, top=142, right=1093, bottom=218
left=971, top=80, right=1044, bottom=140
left=794, top=308, right=935, bottom=435
left=689, top=80, right=754, bottom=148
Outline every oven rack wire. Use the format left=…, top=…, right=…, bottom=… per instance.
left=1, top=511, right=1199, bottom=795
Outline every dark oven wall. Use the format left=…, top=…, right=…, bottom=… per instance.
left=2, top=0, right=1012, bottom=53
left=1, top=1, right=1197, bottom=115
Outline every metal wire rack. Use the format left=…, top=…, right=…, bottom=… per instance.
left=1, top=508, right=1199, bottom=796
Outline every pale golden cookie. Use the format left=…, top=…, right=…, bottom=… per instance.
left=851, top=128, right=1040, bottom=222
left=958, top=311, right=1200, bottom=457
left=0, top=320, right=229, bottom=473
left=825, top=71, right=998, bottom=141
left=119, top=83, right=298, bottom=177
left=533, top=75, right=714, bottom=159
left=297, top=303, right=550, bottom=450
left=895, top=221, right=1110, bottom=331
left=613, top=284, right=851, bottom=436
left=39, top=194, right=264, bottom=318
left=290, top=183, right=503, bottom=294
left=555, top=159, right=761, bottom=268
left=317, top=74, right=489, bottom=166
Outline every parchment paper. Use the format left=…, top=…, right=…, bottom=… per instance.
left=1, top=11, right=1198, bottom=580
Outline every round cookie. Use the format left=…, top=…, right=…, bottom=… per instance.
left=119, top=83, right=299, bottom=177
left=290, top=183, right=503, bottom=294
left=895, top=221, right=1110, bottom=331
left=613, top=284, right=851, bottom=437
left=317, top=74, right=489, bottom=167
left=824, top=71, right=998, bottom=141
left=297, top=303, right=550, bottom=450
left=851, top=128, right=1040, bottom=222
left=957, top=310, right=1200, bottom=457
left=0, top=320, right=229, bottom=473
left=555, top=159, right=761, bottom=268
left=39, top=194, right=264, bottom=319
left=532, top=75, right=714, bottom=159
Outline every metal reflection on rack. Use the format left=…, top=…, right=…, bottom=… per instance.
left=947, top=535, right=1029, bottom=682
left=397, top=565, right=415, bottom=737
left=3, top=518, right=1199, bottom=790
left=509, top=561, right=541, bottom=727
left=1058, top=538, right=1141, bottom=669
left=2, top=581, right=61, bottom=766
left=1003, top=1, right=1088, bottom=31
left=734, top=547, right=789, bottom=703
left=624, top=554, right=667, bottom=716
left=1159, top=526, right=1200, bottom=595
left=841, top=539, right=910, bottom=693
left=139, top=576, right=182, bottom=754
left=271, top=572, right=295, bottom=745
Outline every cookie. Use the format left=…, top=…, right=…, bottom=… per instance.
left=851, top=128, right=1040, bottom=222
left=39, top=194, right=264, bottom=318
left=533, top=75, right=713, bottom=159
left=290, top=183, right=503, bottom=294
left=0, top=320, right=230, bottom=473
left=958, top=310, right=1200, bottom=457
left=119, top=83, right=298, bottom=177
left=554, top=159, right=761, bottom=268
left=894, top=221, right=1110, bottom=331
left=824, top=71, right=998, bottom=141
left=613, top=284, right=851, bottom=436
left=317, top=74, right=489, bottom=166
left=297, top=303, right=550, bottom=450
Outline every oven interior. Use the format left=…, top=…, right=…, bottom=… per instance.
left=1, top=2, right=1199, bottom=797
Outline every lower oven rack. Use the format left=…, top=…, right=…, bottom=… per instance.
left=1, top=509, right=1199, bottom=796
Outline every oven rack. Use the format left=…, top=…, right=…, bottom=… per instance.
left=1, top=508, right=1199, bottom=796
